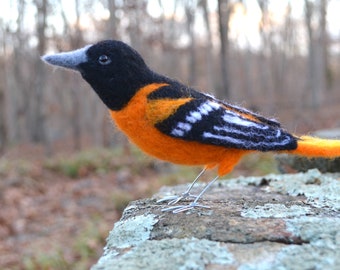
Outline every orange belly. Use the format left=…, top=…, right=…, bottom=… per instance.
left=110, top=83, right=245, bottom=175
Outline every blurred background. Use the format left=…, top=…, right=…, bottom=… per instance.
left=0, top=0, right=339, bottom=269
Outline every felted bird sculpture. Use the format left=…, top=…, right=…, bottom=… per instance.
left=42, top=40, right=340, bottom=213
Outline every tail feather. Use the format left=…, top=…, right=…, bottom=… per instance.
left=290, top=136, right=340, bottom=158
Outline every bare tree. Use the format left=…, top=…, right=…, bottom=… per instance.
left=304, top=0, right=328, bottom=108
left=4, top=0, right=33, bottom=143
left=200, top=0, right=214, bottom=91
left=257, top=0, right=274, bottom=107
left=185, top=0, right=197, bottom=86
left=124, top=0, right=148, bottom=51
left=31, top=0, right=49, bottom=154
left=217, top=0, right=230, bottom=98
left=0, top=21, right=8, bottom=152
left=0, top=85, right=6, bottom=153
left=106, top=0, right=118, bottom=39
left=70, top=0, right=84, bottom=150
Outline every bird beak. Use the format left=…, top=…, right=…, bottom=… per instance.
left=41, top=44, right=91, bottom=71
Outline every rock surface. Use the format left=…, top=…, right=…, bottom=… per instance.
left=92, top=169, right=340, bottom=270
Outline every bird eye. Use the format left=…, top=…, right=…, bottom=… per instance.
left=98, top=55, right=111, bottom=65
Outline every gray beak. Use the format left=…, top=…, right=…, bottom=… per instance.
left=41, top=44, right=91, bottom=71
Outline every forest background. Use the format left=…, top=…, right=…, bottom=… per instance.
left=1, top=0, right=340, bottom=153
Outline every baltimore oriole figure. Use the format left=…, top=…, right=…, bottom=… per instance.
left=42, top=40, right=340, bottom=213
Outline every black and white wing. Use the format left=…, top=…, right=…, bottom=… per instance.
left=155, top=98, right=298, bottom=151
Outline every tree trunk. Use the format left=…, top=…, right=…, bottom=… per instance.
left=257, top=0, right=274, bottom=110
left=106, top=0, right=117, bottom=39
left=200, top=0, right=214, bottom=91
left=217, top=0, right=230, bottom=99
left=186, top=1, right=197, bottom=86
left=0, top=85, right=6, bottom=153
left=30, top=0, right=49, bottom=153
left=70, top=0, right=84, bottom=151
left=304, top=0, right=328, bottom=108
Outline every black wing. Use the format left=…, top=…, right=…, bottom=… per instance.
left=155, top=96, right=297, bottom=151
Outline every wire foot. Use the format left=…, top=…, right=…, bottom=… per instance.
left=157, top=192, right=197, bottom=205
left=161, top=202, right=210, bottom=213
left=159, top=175, right=219, bottom=214
left=157, top=168, right=206, bottom=205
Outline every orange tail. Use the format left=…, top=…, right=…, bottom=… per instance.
left=290, top=136, right=340, bottom=158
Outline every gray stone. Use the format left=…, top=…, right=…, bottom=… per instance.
left=92, top=169, right=340, bottom=270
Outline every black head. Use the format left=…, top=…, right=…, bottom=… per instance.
left=42, top=40, right=163, bottom=110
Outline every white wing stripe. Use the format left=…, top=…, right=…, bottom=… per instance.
left=203, top=131, right=291, bottom=147
left=199, top=103, right=212, bottom=115
left=171, top=128, right=184, bottom=136
left=186, top=111, right=202, bottom=123
left=222, top=112, right=268, bottom=129
left=173, top=101, right=220, bottom=136
left=177, top=122, right=192, bottom=132
left=203, top=132, right=244, bottom=145
left=213, top=126, right=263, bottom=138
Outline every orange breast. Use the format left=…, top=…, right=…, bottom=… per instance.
left=110, top=83, right=245, bottom=175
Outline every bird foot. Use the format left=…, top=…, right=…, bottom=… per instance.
left=161, top=202, right=210, bottom=214
left=157, top=192, right=197, bottom=205
left=157, top=174, right=218, bottom=214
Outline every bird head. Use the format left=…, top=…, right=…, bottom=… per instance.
left=42, top=40, right=158, bottom=110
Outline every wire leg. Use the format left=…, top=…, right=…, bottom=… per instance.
left=182, top=168, right=206, bottom=196
left=192, top=176, right=218, bottom=205
left=157, top=168, right=206, bottom=205
left=161, top=175, right=219, bottom=213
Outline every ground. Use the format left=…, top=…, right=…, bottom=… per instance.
left=0, top=143, right=278, bottom=269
